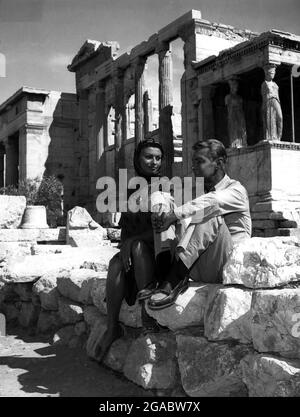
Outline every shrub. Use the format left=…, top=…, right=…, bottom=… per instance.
left=0, top=175, right=64, bottom=227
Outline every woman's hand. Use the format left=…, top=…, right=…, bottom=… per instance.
left=120, top=237, right=134, bottom=273
left=152, top=211, right=177, bottom=233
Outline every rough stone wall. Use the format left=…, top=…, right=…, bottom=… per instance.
left=1, top=236, right=299, bottom=396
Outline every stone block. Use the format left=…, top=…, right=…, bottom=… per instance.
left=13, top=283, right=33, bottom=301
left=223, top=237, right=300, bottom=288
left=204, top=286, right=253, bottom=344
left=0, top=196, right=26, bottom=228
left=145, top=283, right=211, bottom=331
left=0, top=302, right=19, bottom=323
left=104, top=337, right=132, bottom=372
left=18, top=302, right=40, bottom=328
left=91, top=278, right=142, bottom=328
left=56, top=268, right=100, bottom=304
left=37, top=310, right=62, bottom=333
left=0, top=229, right=38, bottom=242
left=86, top=317, right=107, bottom=359
left=251, top=289, right=300, bottom=359
left=68, top=229, right=109, bottom=248
left=0, top=246, right=117, bottom=283
left=32, top=273, right=59, bottom=311
left=74, top=320, right=87, bottom=336
left=67, top=206, right=105, bottom=231
left=176, top=335, right=250, bottom=397
left=123, top=333, right=178, bottom=390
left=241, top=354, right=300, bottom=397
left=58, top=297, right=83, bottom=324
left=83, top=305, right=104, bottom=329
left=0, top=242, right=33, bottom=263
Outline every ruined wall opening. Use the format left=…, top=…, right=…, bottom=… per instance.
left=106, top=106, right=116, bottom=146
left=126, top=94, right=135, bottom=139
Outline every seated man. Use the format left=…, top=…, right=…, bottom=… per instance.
left=148, top=139, right=252, bottom=310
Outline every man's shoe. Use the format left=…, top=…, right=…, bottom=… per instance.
left=147, top=276, right=189, bottom=310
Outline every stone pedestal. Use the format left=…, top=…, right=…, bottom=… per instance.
left=227, top=141, right=300, bottom=237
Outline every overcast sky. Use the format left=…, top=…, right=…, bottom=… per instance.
left=0, top=0, right=299, bottom=103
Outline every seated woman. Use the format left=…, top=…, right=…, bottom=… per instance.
left=93, top=139, right=171, bottom=362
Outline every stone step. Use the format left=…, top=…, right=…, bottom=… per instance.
left=0, top=228, right=66, bottom=243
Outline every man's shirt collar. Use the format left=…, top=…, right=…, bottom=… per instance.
left=214, top=174, right=230, bottom=191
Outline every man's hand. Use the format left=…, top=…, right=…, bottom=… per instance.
left=120, top=237, right=134, bottom=273
left=152, top=210, right=177, bottom=233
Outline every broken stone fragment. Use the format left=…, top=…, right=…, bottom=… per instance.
left=56, top=268, right=101, bottom=304
left=241, top=353, right=300, bottom=397
left=37, top=310, right=62, bottom=333
left=223, top=237, right=300, bottom=288
left=176, top=335, right=250, bottom=397
left=123, top=332, right=178, bottom=390
left=204, top=286, right=253, bottom=344
left=32, top=272, right=59, bottom=311
left=67, top=206, right=103, bottom=230
left=0, top=196, right=26, bottom=229
left=251, top=288, right=300, bottom=359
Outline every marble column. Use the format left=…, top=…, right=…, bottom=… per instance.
left=133, top=57, right=146, bottom=145
left=96, top=81, right=106, bottom=168
left=113, top=68, right=124, bottom=174
left=158, top=43, right=173, bottom=177
left=143, top=90, right=153, bottom=136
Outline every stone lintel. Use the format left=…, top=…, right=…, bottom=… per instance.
left=194, top=30, right=300, bottom=85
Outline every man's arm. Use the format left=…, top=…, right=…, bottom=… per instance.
left=174, top=184, right=248, bottom=224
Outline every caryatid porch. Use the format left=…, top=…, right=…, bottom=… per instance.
left=191, top=30, right=300, bottom=237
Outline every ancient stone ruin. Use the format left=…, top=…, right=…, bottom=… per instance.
left=0, top=10, right=300, bottom=396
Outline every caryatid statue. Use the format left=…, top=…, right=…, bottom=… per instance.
left=225, top=77, right=247, bottom=148
left=261, top=64, right=283, bottom=141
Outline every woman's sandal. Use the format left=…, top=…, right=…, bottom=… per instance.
left=136, top=281, right=158, bottom=301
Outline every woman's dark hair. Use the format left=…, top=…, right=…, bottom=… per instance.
left=133, top=138, right=164, bottom=178
left=192, top=139, right=227, bottom=163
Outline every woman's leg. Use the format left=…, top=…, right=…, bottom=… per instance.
left=131, top=239, right=156, bottom=290
left=94, top=254, right=125, bottom=361
left=131, top=240, right=160, bottom=331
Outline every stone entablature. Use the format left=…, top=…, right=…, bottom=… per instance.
left=193, top=30, right=300, bottom=82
